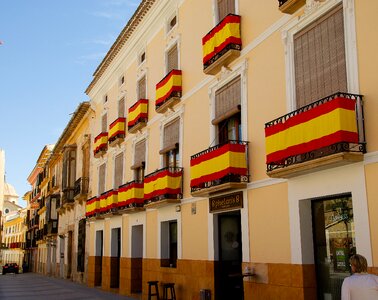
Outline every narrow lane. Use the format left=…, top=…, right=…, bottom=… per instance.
left=0, top=273, right=137, bottom=300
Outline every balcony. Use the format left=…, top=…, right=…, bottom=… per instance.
left=278, top=0, right=306, bottom=14
left=128, top=99, right=148, bottom=134
left=94, top=132, right=108, bottom=158
left=95, top=190, right=118, bottom=216
left=190, top=141, right=249, bottom=197
left=47, top=220, right=58, bottom=235
left=74, top=177, right=89, bottom=203
left=62, top=187, right=75, bottom=209
left=86, top=197, right=99, bottom=218
left=155, top=70, right=182, bottom=113
left=265, top=93, right=366, bottom=178
left=144, top=167, right=183, bottom=208
left=118, top=180, right=145, bottom=213
left=108, top=117, right=126, bottom=147
left=43, top=224, right=48, bottom=236
left=202, top=14, right=241, bottom=75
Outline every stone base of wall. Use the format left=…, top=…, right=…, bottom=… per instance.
left=88, top=256, right=103, bottom=287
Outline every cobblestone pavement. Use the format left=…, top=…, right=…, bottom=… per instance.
left=0, top=272, right=138, bottom=300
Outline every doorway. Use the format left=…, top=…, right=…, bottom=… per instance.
left=110, top=227, right=121, bottom=289
left=312, top=194, right=355, bottom=300
left=67, top=231, right=73, bottom=279
left=214, top=210, right=243, bottom=300
left=95, top=230, right=103, bottom=286
left=131, top=225, right=143, bottom=293
left=59, top=236, right=65, bottom=278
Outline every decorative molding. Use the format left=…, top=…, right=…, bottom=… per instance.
left=364, top=151, right=378, bottom=165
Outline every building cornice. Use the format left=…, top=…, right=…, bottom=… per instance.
left=85, top=0, right=157, bottom=95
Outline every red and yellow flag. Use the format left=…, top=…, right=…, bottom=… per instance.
left=144, top=169, right=182, bottom=201
left=190, top=143, right=247, bottom=187
left=109, top=117, right=126, bottom=141
left=105, top=190, right=118, bottom=211
left=202, top=14, right=241, bottom=65
left=265, top=97, right=359, bottom=164
left=128, top=99, right=148, bottom=128
left=94, top=132, right=108, bottom=154
left=118, top=181, right=144, bottom=207
left=86, top=197, right=98, bottom=217
left=155, top=70, right=182, bottom=107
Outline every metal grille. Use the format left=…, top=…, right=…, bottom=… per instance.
left=294, top=4, right=347, bottom=108
left=215, top=76, right=241, bottom=120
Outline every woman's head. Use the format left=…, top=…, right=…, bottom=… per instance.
left=349, top=254, right=368, bottom=273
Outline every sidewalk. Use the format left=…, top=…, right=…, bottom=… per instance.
left=0, top=272, right=138, bottom=300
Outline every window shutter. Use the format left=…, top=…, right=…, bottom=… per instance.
left=134, top=140, right=146, bottom=167
left=138, top=76, right=146, bottom=100
left=167, top=44, right=178, bottom=73
left=118, top=97, right=125, bottom=118
left=101, top=113, right=107, bottom=132
left=114, top=153, right=124, bottom=189
left=294, top=4, right=347, bottom=108
left=161, top=118, right=180, bottom=153
left=98, top=163, right=106, bottom=195
left=217, top=0, right=235, bottom=21
left=214, top=76, right=241, bottom=122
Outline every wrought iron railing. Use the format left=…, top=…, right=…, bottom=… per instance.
left=62, top=187, right=75, bottom=204
left=74, top=177, right=89, bottom=198
left=190, top=140, right=249, bottom=193
left=265, top=92, right=366, bottom=172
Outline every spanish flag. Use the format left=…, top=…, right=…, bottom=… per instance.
left=144, top=169, right=182, bottom=201
left=118, top=181, right=144, bottom=207
left=202, top=14, right=241, bottom=66
left=128, top=99, right=148, bottom=128
left=155, top=70, right=182, bottom=108
left=190, top=143, right=247, bottom=188
left=109, top=117, right=126, bottom=141
left=265, top=97, right=359, bottom=164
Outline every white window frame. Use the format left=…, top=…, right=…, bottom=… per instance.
left=212, top=0, right=239, bottom=25
left=113, top=150, right=125, bottom=190
left=166, top=11, right=178, bottom=35
left=208, top=59, right=248, bottom=147
left=165, top=37, right=181, bottom=75
left=282, top=0, right=359, bottom=112
left=132, top=132, right=149, bottom=178
left=136, top=71, right=148, bottom=101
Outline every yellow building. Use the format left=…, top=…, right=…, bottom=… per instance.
left=81, top=0, right=377, bottom=299
left=1, top=209, right=27, bottom=269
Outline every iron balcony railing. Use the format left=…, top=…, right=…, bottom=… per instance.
left=265, top=92, right=366, bottom=172
left=74, top=177, right=89, bottom=198
left=62, top=187, right=75, bottom=205
left=190, top=140, right=249, bottom=194
left=47, top=220, right=58, bottom=235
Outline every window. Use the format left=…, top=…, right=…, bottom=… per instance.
left=160, top=118, right=180, bottom=168
left=139, top=51, right=146, bottom=64
left=132, top=140, right=146, bottom=182
left=294, top=4, right=346, bottom=108
left=161, top=220, right=177, bottom=268
left=213, top=76, right=242, bottom=144
left=167, top=44, right=178, bottom=74
left=101, top=113, right=107, bottom=133
left=138, top=76, right=146, bottom=100
left=104, top=95, right=108, bottom=103
left=114, top=152, right=124, bottom=189
left=98, top=163, right=106, bottom=195
left=119, top=75, right=125, bottom=86
left=217, top=0, right=235, bottom=22
left=118, top=97, right=125, bottom=118
left=169, top=15, right=177, bottom=31
left=62, top=145, right=77, bottom=197
left=77, top=219, right=86, bottom=272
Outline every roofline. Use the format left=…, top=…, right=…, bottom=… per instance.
left=85, top=0, right=156, bottom=95
left=50, top=101, right=91, bottom=160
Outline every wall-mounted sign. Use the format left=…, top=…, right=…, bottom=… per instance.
left=30, top=202, right=40, bottom=209
left=209, top=191, right=243, bottom=213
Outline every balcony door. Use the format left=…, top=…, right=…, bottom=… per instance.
left=312, top=194, right=355, bottom=300
left=214, top=210, right=243, bottom=300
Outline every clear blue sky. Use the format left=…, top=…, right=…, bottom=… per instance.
left=0, top=0, right=141, bottom=206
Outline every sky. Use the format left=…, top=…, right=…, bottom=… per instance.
left=0, top=0, right=142, bottom=207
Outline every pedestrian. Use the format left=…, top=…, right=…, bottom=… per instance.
left=341, top=254, right=378, bottom=300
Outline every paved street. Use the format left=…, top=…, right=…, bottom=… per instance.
left=0, top=272, right=137, bottom=300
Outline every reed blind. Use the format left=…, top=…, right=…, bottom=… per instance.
left=114, top=152, right=124, bottom=189
left=214, top=75, right=241, bottom=121
left=98, top=163, right=106, bottom=195
left=118, top=97, right=125, bottom=118
left=134, top=140, right=146, bottom=167
left=163, top=118, right=180, bottom=152
left=138, top=76, right=146, bottom=100
left=217, top=0, right=235, bottom=21
left=101, top=113, right=107, bottom=133
left=294, top=4, right=347, bottom=108
left=167, top=44, right=178, bottom=73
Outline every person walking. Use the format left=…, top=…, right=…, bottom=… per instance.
left=341, top=254, right=378, bottom=300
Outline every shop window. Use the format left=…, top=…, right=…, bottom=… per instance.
left=161, top=220, right=177, bottom=268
